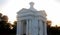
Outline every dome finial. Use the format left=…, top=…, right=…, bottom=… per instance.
left=29, top=2, right=34, bottom=8
left=29, top=2, right=37, bottom=11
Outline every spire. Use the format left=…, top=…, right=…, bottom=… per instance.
left=29, top=2, right=37, bottom=11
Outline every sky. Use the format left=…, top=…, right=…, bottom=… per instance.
left=0, top=0, right=60, bottom=26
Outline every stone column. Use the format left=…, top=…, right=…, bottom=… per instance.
left=44, top=22, right=47, bottom=35
left=39, top=20, right=43, bottom=35
left=26, top=20, right=29, bottom=35
left=16, top=21, right=22, bottom=35
left=29, top=19, right=32, bottom=35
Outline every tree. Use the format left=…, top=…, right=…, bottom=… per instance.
left=13, top=21, right=17, bottom=33
left=0, top=13, right=2, bottom=21
left=0, top=13, right=2, bottom=17
left=1, top=15, right=8, bottom=22
left=0, top=13, right=10, bottom=35
left=47, top=20, right=52, bottom=27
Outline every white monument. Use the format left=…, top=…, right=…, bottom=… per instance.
left=17, top=2, right=47, bottom=35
